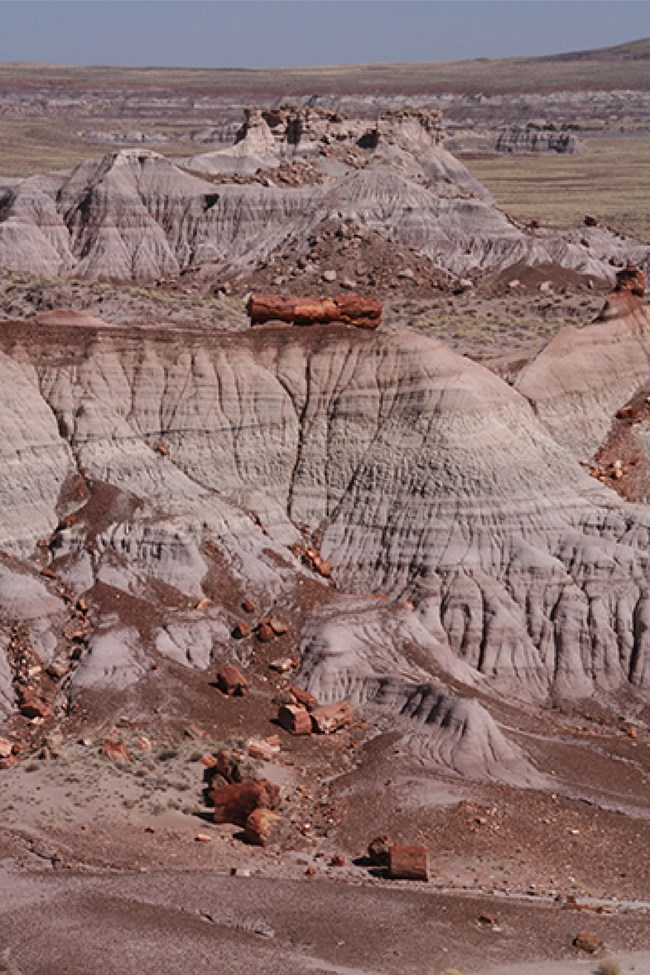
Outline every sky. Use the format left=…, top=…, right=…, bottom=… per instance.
left=0, top=0, right=649, bottom=69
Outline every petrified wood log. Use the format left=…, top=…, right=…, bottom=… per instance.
left=277, top=704, right=312, bottom=735
left=247, top=293, right=381, bottom=329
left=211, top=779, right=280, bottom=826
left=216, top=663, right=248, bottom=696
left=310, top=700, right=354, bottom=734
left=387, top=844, right=430, bottom=881
left=243, top=808, right=285, bottom=846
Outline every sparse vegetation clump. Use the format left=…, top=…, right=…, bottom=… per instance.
left=597, top=959, right=622, bottom=975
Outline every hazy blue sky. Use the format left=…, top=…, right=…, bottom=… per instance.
left=0, top=1, right=649, bottom=69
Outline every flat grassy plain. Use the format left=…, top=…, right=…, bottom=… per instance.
left=2, top=37, right=649, bottom=95
left=0, top=119, right=198, bottom=177
left=466, top=136, right=650, bottom=243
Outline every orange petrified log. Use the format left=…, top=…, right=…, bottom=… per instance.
left=247, top=293, right=381, bottom=329
left=211, top=779, right=280, bottom=827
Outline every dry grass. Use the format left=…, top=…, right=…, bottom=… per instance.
left=1, top=38, right=649, bottom=96
left=466, top=137, right=650, bottom=243
left=0, top=119, right=199, bottom=178
left=597, top=959, right=622, bottom=975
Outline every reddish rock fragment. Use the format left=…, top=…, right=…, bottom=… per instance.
left=387, top=845, right=430, bottom=882
left=289, top=685, right=319, bottom=711
left=573, top=931, right=604, bottom=954
left=256, top=621, right=275, bottom=643
left=267, top=616, right=289, bottom=636
left=241, top=598, right=256, bottom=614
left=211, top=779, right=280, bottom=827
left=247, top=293, right=381, bottom=330
left=231, top=621, right=251, bottom=640
left=101, top=738, right=132, bottom=762
left=0, top=738, right=13, bottom=759
left=278, top=704, right=312, bottom=735
left=269, top=656, right=294, bottom=673
left=18, top=691, right=51, bottom=720
left=216, top=664, right=248, bottom=696
left=615, top=263, right=645, bottom=297
left=367, top=834, right=394, bottom=867
left=247, top=735, right=281, bottom=761
left=311, top=700, right=354, bottom=734
left=244, top=808, right=285, bottom=846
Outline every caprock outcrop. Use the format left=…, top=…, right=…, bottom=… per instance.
left=0, top=105, right=647, bottom=286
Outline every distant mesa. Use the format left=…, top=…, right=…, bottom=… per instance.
left=495, top=123, right=585, bottom=155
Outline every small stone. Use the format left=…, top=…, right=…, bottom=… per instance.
left=573, top=931, right=604, bottom=954
left=267, top=616, right=288, bottom=636
left=0, top=738, right=13, bottom=759
left=269, top=657, right=294, bottom=673
left=479, top=913, right=499, bottom=926
left=367, top=834, right=394, bottom=866
left=241, top=598, right=256, bottom=614
left=46, top=660, right=69, bottom=681
left=289, top=685, right=319, bottom=711
left=322, top=270, right=337, bottom=283
left=101, top=738, right=132, bottom=762
left=195, top=833, right=212, bottom=843
left=329, top=854, right=345, bottom=867
left=231, top=621, right=251, bottom=640
left=256, top=621, right=275, bottom=643
left=247, top=736, right=281, bottom=761
left=216, top=663, right=249, bottom=696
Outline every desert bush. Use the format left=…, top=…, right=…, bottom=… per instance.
left=597, top=959, right=621, bottom=975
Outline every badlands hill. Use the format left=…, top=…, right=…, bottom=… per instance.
left=0, top=106, right=647, bottom=288
left=0, top=289, right=648, bottom=755
left=0, top=86, right=649, bottom=974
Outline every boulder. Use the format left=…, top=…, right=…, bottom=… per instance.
left=243, top=808, right=285, bottom=846
left=367, top=834, right=394, bottom=867
left=216, top=663, right=248, bottom=696
left=211, top=778, right=280, bottom=827
left=387, top=845, right=430, bottom=881
left=278, top=704, right=312, bottom=735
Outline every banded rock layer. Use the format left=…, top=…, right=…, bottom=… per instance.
left=0, top=113, right=647, bottom=284
left=0, top=307, right=649, bottom=779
